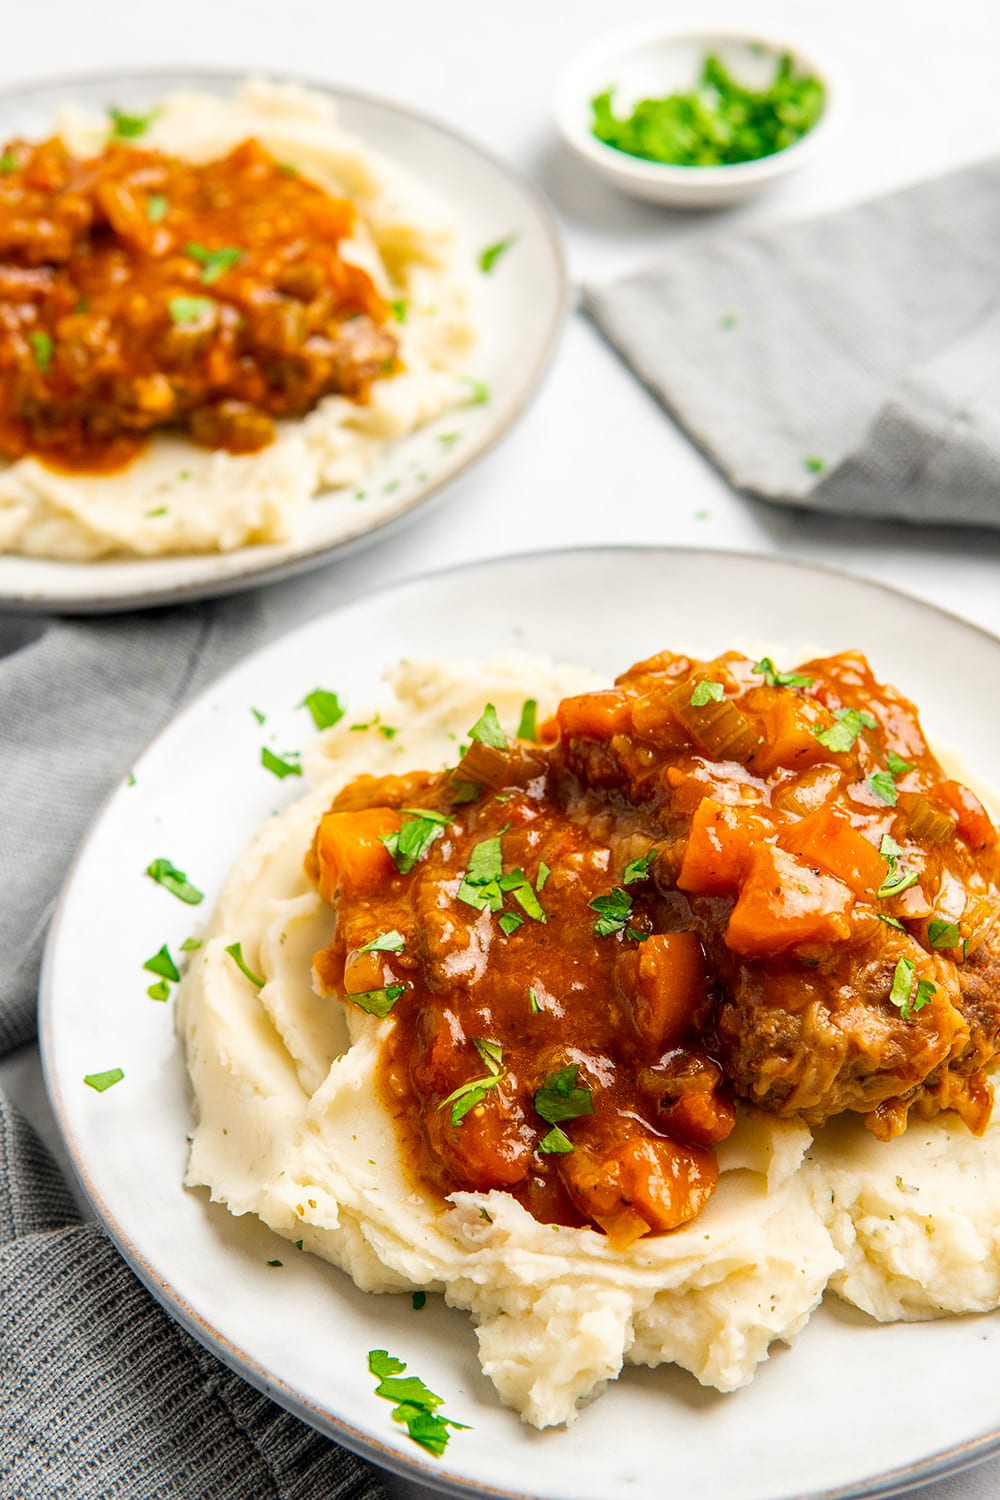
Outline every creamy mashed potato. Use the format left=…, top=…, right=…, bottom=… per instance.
left=0, top=81, right=476, bottom=561
left=177, top=654, right=1000, bottom=1428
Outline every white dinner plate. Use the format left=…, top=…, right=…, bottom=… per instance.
left=0, top=68, right=566, bottom=614
left=41, top=548, right=1000, bottom=1500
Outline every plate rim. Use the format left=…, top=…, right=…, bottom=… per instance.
left=0, top=63, right=569, bottom=616
left=38, top=543, right=1000, bottom=1500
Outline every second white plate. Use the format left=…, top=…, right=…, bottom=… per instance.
left=0, top=68, right=566, bottom=614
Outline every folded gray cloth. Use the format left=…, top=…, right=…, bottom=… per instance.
left=585, top=158, right=1000, bottom=527
left=0, top=601, right=387, bottom=1500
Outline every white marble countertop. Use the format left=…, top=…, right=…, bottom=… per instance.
left=4, top=1, right=1000, bottom=1495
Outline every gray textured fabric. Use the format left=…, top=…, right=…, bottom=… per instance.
left=0, top=601, right=388, bottom=1498
left=584, top=157, right=1000, bottom=527
left=0, top=594, right=276, bottom=1052
left=0, top=1095, right=388, bottom=1500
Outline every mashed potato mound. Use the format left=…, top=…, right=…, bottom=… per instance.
left=177, top=654, right=1000, bottom=1428
left=0, top=81, right=476, bottom=560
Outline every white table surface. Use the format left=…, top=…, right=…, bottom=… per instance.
left=3, top=2, right=1000, bottom=1496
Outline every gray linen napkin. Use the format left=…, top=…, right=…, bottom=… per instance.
left=0, top=602, right=388, bottom=1500
left=584, top=158, right=1000, bottom=527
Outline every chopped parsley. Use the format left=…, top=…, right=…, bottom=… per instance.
left=878, top=913, right=906, bottom=932
left=180, top=936, right=202, bottom=952
left=690, top=680, right=724, bottom=707
left=589, top=886, right=634, bottom=937
left=462, top=376, right=490, bottom=406
left=301, top=688, right=344, bottom=730
left=516, top=698, right=538, bottom=741
left=146, top=980, right=170, bottom=1002
left=888, top=957, right=936, bottom=1021
left=868, top=770, right=898, bottom=806
left=381, top=809, right=451, bottom=875
left=803, top=455, right=826, bottom=474
left=534, top=1064, right=593, bottom=1153
left=351, top=984, right=409, bottom=1019
left=927, top=918, right=961, bottom=949
left=887, top=750, right=915, bottom=777
left=143, top=944, right=180, bottom=983
left=437, top=431, right=461, bottom=447
left=498, top=912, right=524, bottom=936
left=108, top=105, right=160, bottom=138
left=450, top=779, right=481, bottom=805
left=144, top=506, right=168, bottom=519
left=813, top=707, right=878, bottom=754
left=267, top=1259, right=283, bottom=1267
left=0, top=150, right=18, bottom=173
left=168, top=295, right=214, bottom=325
left=261, top=747, right=302, bottom=780
left=146, top=857, right=204, bottom=905
left=528, top=986, right=543, bottom=1014
left=622, top=848, right=657, bottom=885
left=390, top=299, right=408, bottom=322
left=225, top=941, right=265, bottom=989
left=359, top=929, right=406, bottom=954
left=753, top=657, right=814, bottom=690
left=251, top=707, right=266, bottom=724
left=411, top=1290, right=426, bottom=1310
left=536, top=861, right=551, bottom=890
left=28, top=330, right=53, bottom=372
left=368, top=1349, right=468, bottom=1456
left=439, top=1040, right=505, bottom=1127
left=146, top=193, right=169, bottom=222
left=479, top=236, right=516, bottom=273
left=468, top=703, right=507, bottom=749
left=878, top=834, right=920, bottom=900
left=185, top=242, right=244, bottom=283
left=84, top=1068, right=124, bottom=1092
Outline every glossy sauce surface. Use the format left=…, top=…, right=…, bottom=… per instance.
left=0, top=134, right=395, bottom=470
left=307, top=652, right=1000, bottom=1240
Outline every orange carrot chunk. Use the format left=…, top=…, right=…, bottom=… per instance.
left=726, top=844, right=854, bottom=957
left=556, top=689, right=632, bottom=740
left=625, top=931, right=708, bottom=1051
left=314, top=806, right=400, bottom=903
left=780, top=805, right=887, bottom=899
left=677, top=797, right=769, bottom=896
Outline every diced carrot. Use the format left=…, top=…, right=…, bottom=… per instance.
left=313, top=806, right=400, bottom=903
left=661, top=1089, right=736, bottom=1146
left=677, top=797, right=770, bottom=895
left=780, top=805, right=887, bottom=899
left=752, top=693, right=838, bottom=774
left=622, top=931, right=708, bottom=1051
left=935, top=781, right=998, bottom=851
left=725, top=844, right=854, bottom=957
left=560, top=1136, right=719, bottom=1238
left=556, top=689, right=632, bottom=740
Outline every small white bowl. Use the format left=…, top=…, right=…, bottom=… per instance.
left=555, top=28, right=838, bottom=209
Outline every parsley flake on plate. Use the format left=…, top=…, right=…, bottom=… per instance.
left=185, top=242, right=244, bottom=283
left=888, top=957, right=936, bottom=1021
left=108, top=105, right=160, bottom=138
left=589, top=886, right=634, bottom=937
left=351, top=984, right=409, bottom=1019
left=167, top=295, right=215, bottom=325
left=813, top=707, right=878, bottom=754
left=368, top=1349, right=469, bottom=1456
left=516, top=698, right=538, bottom=742
left=412, top=1290, right=426, bottom=1310
left=690, top=680, right=724, bottom=707
left=225, top=941, right=265, bottom=989
left=479, top=235, right=516, bottom=273
left=146, top=858, right=204, bottom=905
left=84, top=1068, right=124, bottom=1092
left=143, top=944, right=180, bottom=983
left=878, top=834, right=920, bottom=900
left=261, top=746, right=302, bottom=780
left=300, top=687, right=344, bottom=730
left=753, top=657, right=814, bottom=690
left=382, top=809, right=450, bottom=875
left=927, top=918, right=961, bottom=949
left=359, top=929, right=406, bottom=954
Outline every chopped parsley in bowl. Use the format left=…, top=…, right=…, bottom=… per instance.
left=555, top=29, right=838, bottom=208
